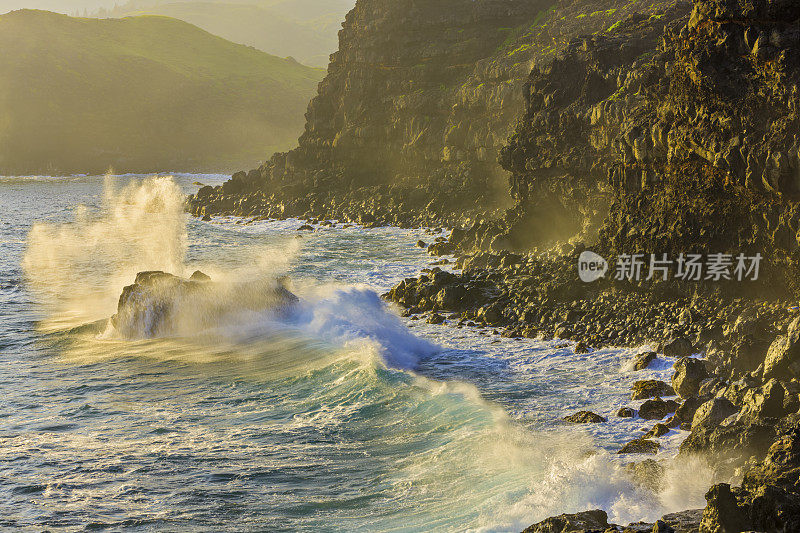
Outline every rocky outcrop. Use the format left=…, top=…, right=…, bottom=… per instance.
left=111, top=271, right=298, bottom=339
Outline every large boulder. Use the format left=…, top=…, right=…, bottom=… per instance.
left=739, top=379, right=786, bottom=421
left=672, top=358, right=709, bottom=399
left=692, top=398, right=738, bottom=429
left=699, top=483, right=751, bottom=533
left=763, top=316, right=800, bottom=381
left=111, top=271, right=298, bottom=339
left=664, top=337, right=694, bottom=358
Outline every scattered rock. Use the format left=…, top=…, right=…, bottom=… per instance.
left=639, top=398, right=680, bottom=420
left=618, top=438, right=660, bottom=455
left=672, top=358, right=709, bottom=399
left=427, top=313, right=445, bottom=325
left=522, top=509, right=609, bottom=533
left=633, top=351, right=658, bottom=370
left=645, top=423, right=671, bottom=438
left=563, top=411, right=607, bottom=424
left=631, top=380, right=676, bottom=400
left=574, top=341, right=590, bottom=354
left=617, top=407, right=636, bottom=418
left=663, top=338, right=694, bottom=358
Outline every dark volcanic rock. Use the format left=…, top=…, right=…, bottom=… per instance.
left=633, top=351, right=658, bottom=370
left=672, top=358, right=710, bottom=399
left=631, top=380, right=676, bottom=400
left=521, top=509, right=609, bottom=533
left=700, top=483, right=752, bottom=533
left=639, top=398, right=680, bottom=420
left=618, top=438, right=660, bottom=455
left=110, top=271, right=298, bottom=339
left=563, top=411, right=607, bottom=424
left=663, top=338, right=695, bottom=359
left=763, top=316, right=800, bottom=381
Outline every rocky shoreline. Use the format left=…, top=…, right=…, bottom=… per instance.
left=187, top=203, right=800, bottom=531
left=185, top=0, right=800, bottom=528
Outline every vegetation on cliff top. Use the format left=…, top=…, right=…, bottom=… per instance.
left=0, top=9, right=324, bottom=174
left=97, top=0, right=355, bottom=68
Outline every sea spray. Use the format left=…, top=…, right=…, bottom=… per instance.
left=23, top=175, right=188, bottom=328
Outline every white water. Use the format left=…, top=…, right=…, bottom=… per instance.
left=1, top=174, right=716, bottom=531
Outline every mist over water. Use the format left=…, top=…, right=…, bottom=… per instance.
left=1, top=175, right=716, bottom=531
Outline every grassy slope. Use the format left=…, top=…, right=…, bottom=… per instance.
left=106, top=0, right=355, bottom=68
left=0, top=9, right=324, bottom=174
left=115, top=2, right=336, bottom=67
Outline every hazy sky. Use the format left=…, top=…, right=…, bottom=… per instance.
left=0, top=1, right=118, bottom=14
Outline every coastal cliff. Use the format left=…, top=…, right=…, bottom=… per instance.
left=190, top=0, right=800, bottom=530
left=192, top=0, right=687, bottom=223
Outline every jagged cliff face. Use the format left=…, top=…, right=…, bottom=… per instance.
left=221, top=0, right=685, bottom=217
left=499, top=0, right=800, bottom=295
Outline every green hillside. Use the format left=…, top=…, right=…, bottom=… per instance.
left=102, top=0, right=355, bottom=68
left=0, top=9, right=324, bottom=174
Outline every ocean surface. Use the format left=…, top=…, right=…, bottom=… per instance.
left=0, top=174, right=713, bottom=531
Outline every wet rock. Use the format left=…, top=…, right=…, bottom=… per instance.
left=675, top=396, right=705, bottom=425
left=618, top=438, right=660, bottom=455
left=645, top=423, right=671, bottom=438
left=664, top=338, right=694, bottom=358
left=521, top=509, right=609, bottom=533
left=434, top=286, right=467, bottom=311
left=189, top=270, right=211, bottom=282
left=297, top=224, right=314, bottom=231
left=633, top=351, right=657, bottom=370
left=692, top=398, right=738, bottom=429
left=427, top=241, right=456, bottom=256
left=617, top=407, right=636, bottom=418
left=739, top=379, right=786, bottom=420
left=639, top=398, right=680, bottom=420
left=626, top=459, right=665, bottom=492
left=417, top=240, right=427, bottom=248
left=563, top=411, right=607, bottom=424
left=631, top=380, right=676, bottom=400
left=672, top=358, right=709, bottom=399
left=657, top=509, right=703, bottom=533
left=427, top=313, right=445, bottom=325
left=574, top=341, right=590, bottom=354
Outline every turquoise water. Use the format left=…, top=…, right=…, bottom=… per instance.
left=0, top=174, right=712, bottom=531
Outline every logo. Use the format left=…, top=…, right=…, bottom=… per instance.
left=578, top=251, right=608, bottom=282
